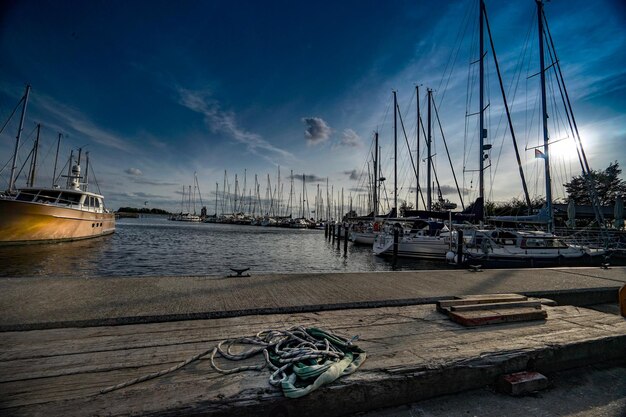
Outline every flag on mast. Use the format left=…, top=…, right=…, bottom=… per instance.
left=535, top=149, right=546, bottom=159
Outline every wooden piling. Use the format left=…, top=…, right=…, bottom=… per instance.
left=392, top=227, right=399, bottom=268
left=324, top=222, right=328, bottom=239
left=456, top=229, right=464, bottom=266
left=337, top=224, right=342, bottom=249
left=343, top=223, right=349, bottom=255
left=331, top=223, right=335, bottom=243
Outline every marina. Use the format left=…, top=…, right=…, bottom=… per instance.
left=1, top=0, right=625, bottom=415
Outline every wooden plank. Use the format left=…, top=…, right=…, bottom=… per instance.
left=449, top=307, right=547, bottom=327
left=450, top=300, right=542, bottom=312
left=437, top=294, right=528, bottom=310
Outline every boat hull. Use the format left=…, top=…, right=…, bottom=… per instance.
left=373, top=234, right=450, bottom=260
left=0, top=199, right=115, bottom=245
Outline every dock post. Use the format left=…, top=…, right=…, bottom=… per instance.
left=392, top=226, right=399, bottom=269
left=337, top=224, right=342, bottom=249
left=324, top=222, right=328, bottom=239
left=456, top=229, right=464, bottom=266
left=331, top=223, right=335, bottom=243
left=343, top=223, right=349, bottom=256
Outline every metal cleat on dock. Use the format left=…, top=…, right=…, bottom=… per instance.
left=468, top=265, right=482, bottom=272
left=228, top=267, right=250, bottom=277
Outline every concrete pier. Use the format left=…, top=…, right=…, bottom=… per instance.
left=0, top=267, right=625, bottom=416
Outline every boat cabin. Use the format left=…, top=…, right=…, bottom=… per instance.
left=14, top=188, right=106, bottom=213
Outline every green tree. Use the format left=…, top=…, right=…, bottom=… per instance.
left=564, top=162, right=626, bottom=205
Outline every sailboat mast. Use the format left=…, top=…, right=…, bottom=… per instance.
left=28, top=123, right=41, bottom=188
left=84, top=152, right=90, bottom=192
left=215, top=182, right=219, bottom=216
left=8, top=85, right=31, bottom=193
left=302, top=173, right=305, bottom=219
left=537, top=0, right=553, bottom=232
left=479, top=0, right=486, bottom=205
left=416, top=85, right=420, bottom=210
left=373, top=131, right=378, bottom=219
left=393, top=90, right=398, bottom=214
left=52, top=133, right=62, bottom=187
left=426, top=88, right=432, bottom=211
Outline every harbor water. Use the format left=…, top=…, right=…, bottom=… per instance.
left=0, top=216, right=449, bottom=278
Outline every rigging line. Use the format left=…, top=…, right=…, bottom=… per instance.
left=438, top=0, right=474, bottom=108
left=483, top=3, right=532, bottom=210
left=542, top=11, right=590, bottom=175
left=0, top=95, right=25, bottom=137
left=432, top=96, right=465, bottom=209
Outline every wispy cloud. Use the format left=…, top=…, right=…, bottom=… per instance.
left=33, top=94, right=134, bottom=152
left=343, top=169, right=358, bottom=180
left=302, top=117, right=332, bottom=145
left=129, top=177, right=179, bottom=186
left=177, top=88, right=295, bottom=164
left=124, top=168, right=143, bottom=176
left=289, top=173, right=326, bottom=183
left=339, top=129, right=362, bottom=147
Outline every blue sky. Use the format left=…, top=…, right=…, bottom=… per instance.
left=1, top=0, right=625, bottom=214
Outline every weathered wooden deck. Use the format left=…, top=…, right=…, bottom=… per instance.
left=1, top=303, right=624, bottom=417
left=1, top=266, right=625, bottom=330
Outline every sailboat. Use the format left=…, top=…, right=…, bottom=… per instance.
left=372, top=86, right=478, bottom=259
left=450, top=0, right=606, bottom=266
left=0, top=85, right=116, bottom=244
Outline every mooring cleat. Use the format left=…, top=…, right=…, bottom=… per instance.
left=229, top=267, right=251, bottom=277
left=468, top=264, right=482, bottom=272
left=600, top=263, right=610, bottom=270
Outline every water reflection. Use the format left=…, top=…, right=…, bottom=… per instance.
left=0, top=216, right=451, bottom=278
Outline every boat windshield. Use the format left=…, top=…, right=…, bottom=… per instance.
left=58, top=192, right=82, bottom=205
left=521, top=238, right=569, bottom=249
left=34, top=190, right=60, bottom=203
left=15, top=190, right=37, bottom=201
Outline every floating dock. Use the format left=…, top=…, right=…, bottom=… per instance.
left=0, top=267, right=625, bottom=416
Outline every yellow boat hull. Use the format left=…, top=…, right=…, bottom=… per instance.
left=0, top=199, right=115, bottom=244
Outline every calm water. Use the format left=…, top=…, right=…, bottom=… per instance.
left=0, top=216, right=449, bottom=278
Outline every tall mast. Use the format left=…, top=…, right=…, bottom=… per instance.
left=28, top=123, right=41, bottom=188
left=393, top=90, right=398, bottom=214
left=181, top=185, right=185, bottom=213
left=9, top=85, right=31, bottom=193
left=416, top=85, right=420, bottom=210
left=537, top=0, right=553, bottom=232
left=215, top=182, right=219, bottom=216
left=373, top=131, right=379, bottom=219
left=84, top=152, right=90, bottom=191
left=66, top=150, right=74, bottom=188
left=479, top=0, right=486, bottom=205
left=426, top=89, right=433, bottom=211
left=52, top=133, right=62, bottom=187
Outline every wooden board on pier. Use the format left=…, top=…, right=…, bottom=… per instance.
left=437, top=293, right=547, bottom=326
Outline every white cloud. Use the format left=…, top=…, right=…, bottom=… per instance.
left=302, top=117, right=332, bottom=145
left=124, top=167, right=142, bottom=176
